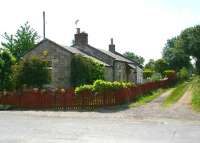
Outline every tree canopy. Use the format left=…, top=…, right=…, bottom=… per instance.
left=162, top=37, right=191, bottom=72
left=1, top=22, right=40, bottom=61
left=123, top=51, right=145, bottom=66
left=179, top=25, right=200, bottom=73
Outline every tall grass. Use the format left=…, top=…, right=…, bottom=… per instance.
left=191, top=76, right=200, bottom=112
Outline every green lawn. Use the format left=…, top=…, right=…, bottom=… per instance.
left=191, top=76, right=200, bottom=112
left=162, top=82, right=189, bottom=107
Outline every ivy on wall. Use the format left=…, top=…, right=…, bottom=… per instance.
left=70, top=54, right=105, bottom=87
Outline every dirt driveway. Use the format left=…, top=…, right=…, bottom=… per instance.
left=121, top=88, right=200, bottom=121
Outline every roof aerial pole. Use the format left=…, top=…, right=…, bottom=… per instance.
left=43, top=11, right=46, bottom=39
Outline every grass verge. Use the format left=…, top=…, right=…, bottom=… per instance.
left=128, top=88, right=168, bottom=108
left=102, top=88, right=168, bottom=111
left=163, top=82, right=189, bottom=107
left=191, top=76, right=200, bottom=112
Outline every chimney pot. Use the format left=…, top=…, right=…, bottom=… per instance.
left=74, top=29, right=88, bottom=45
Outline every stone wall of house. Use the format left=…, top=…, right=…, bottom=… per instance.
left=114, top=61, right=127, bottom=81
left=128, top=69, right=137, bottom=83
left=24, top=40, right=73, bottom=88
left=104, top=66, right=113, bottom=81
left=136, top=66, right=143, bottom=84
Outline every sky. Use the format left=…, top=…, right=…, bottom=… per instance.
left=0, top=0, right=200, bottom=63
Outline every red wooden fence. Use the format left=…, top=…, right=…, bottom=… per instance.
left=0, top=79, right=174, bottom=110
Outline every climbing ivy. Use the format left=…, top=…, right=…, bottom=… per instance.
left=70, top=54, right=105, bottom=87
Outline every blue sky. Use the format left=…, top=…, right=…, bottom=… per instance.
left=0, top=0, right=200, bottom=63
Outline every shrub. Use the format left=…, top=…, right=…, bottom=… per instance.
left=143, top=69, right=154, bottom=79
left=0, top=50, right=16, bottom=91
left=16, top=57, right=51, bottom=88
left=164, top=70, right=176, bottom=78
left=71, top=54, right=105, bottom=87
left=75, top=80, right=135, bottom=95
left=151, top=72, right=162, bottom=81
left=75, top=84, right=93, bottom=95
left=177, top=67, right=189, bottom=81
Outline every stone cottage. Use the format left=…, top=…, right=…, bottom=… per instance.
left=24, top=28, right=143, bottom=88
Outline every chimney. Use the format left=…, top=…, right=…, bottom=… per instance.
left=74, top=28, right=88, bottom=45
left=109, top=38, right=115, bottom=53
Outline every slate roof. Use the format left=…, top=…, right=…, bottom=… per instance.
left=63, top=46, right=111, bottom=66
left=86, top=45, right=142, bottom=68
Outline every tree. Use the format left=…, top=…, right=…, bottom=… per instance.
left=162, top=37, right=191, bottom=72
left=144, top=59, right=155, bottom=71
left=179, top=25, right=200, bottom=73
left=154, top=59, right=168, bottom=76
left=1, top=22, right=40, bottom=61
left=16, top=57, right=51, bottom=88
left=123, top=52, right=145, bottom=66
left=0, top=50, right=16, bottom=91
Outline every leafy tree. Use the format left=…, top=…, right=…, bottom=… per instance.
left=179, top=25, right=200, bottom=73
left=71, top=54, right=105, bottom=87
left=162, top=37, right=191, bottom=72
left=123, top=52, right=145, bottom=65
left=144, top=59, right=155, bottom=71
left=0, top=50, right=16, bottom=91
left=16, top=57, right=51, bottom=88
left=154, top=59, right=168, bottom=76
left=1, top=22, right=40, bottom=61
left=177, top=67, right=189, bottom=81
left=143, top=69, right=154, bottom=79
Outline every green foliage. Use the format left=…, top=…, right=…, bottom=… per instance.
left=123, top=51, right=145, bottom=65
left=1, top=22, right=40, bottom=61
left=143, top=69, right=154, bottom=79
left=191, top=77, right=200, bottom=112
left=180, top=25, right=200, bottom=61
left=162, top=37, right=191, bottom=72
left=75, top=80, right=134, bottom=95
left=154, top=59, right=168, bottom=76
left=150, top=72, right=162, bottom=81
left=16, top=57, right=51, bottom=88
left=164, top=70, right=176, bottom=78
left=145, top=59, right=155, bottom=71
left=71, top=54, right=105, bottom=87
left=75, top=84, right=94, bottom=95
left=177, top=67, right=190, bottom=81
left=0, top=50, right=16, bottom=91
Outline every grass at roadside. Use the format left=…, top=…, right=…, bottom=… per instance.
left=191, top=76, right=200, bottom=112
left=162, top=82, right=189, bottom=107
left=104, top=88, right=168, bottom=111
left=128, top=88, right=168, bottom=108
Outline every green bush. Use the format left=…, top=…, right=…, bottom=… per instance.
left=0, top=50, right=16, bottom=91
left=75, top=80, right=134, bottom=95
left=164, top=70, right=176, bottom=78
left=16, top=57, right=51, bottom=88
left=177, top=67, right=189, bottom=81
left=71, top=54, right=105, bottom=87
left=75, top=84, right=93, bottom=95
left=143, top=69, right=154, bottom=79
left=151, top=72, right=162, bottom=81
